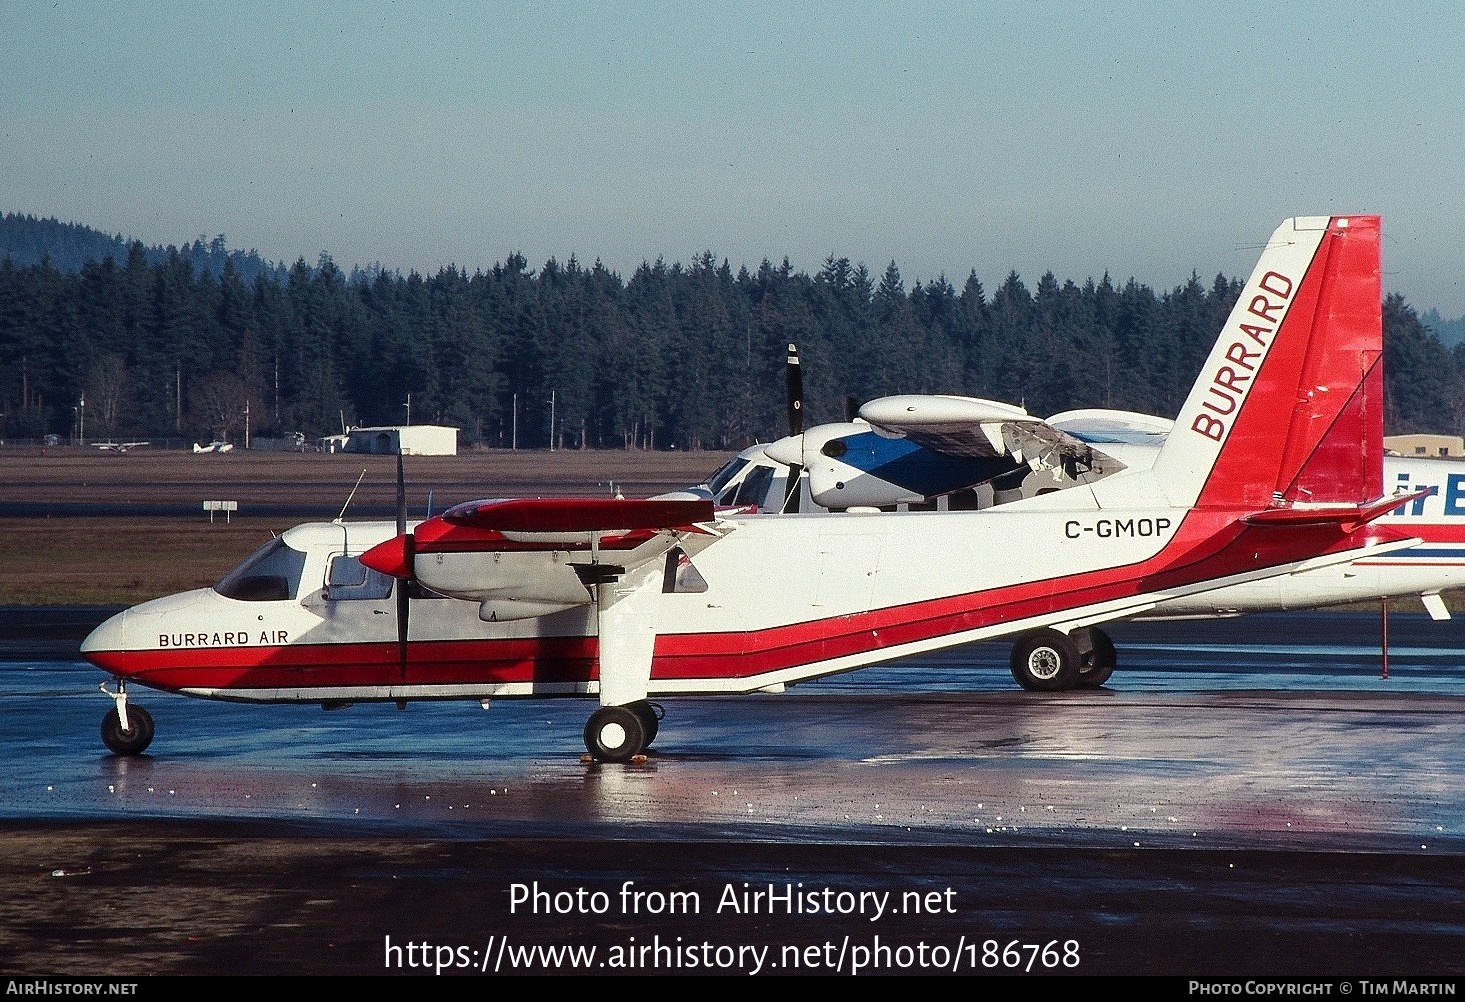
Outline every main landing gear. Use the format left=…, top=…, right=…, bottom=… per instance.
left=98, top=681, right=154, bottom=755
left=583, top=700, right=663, bottom=763
left=1008, top=627, right=1117, bottom=692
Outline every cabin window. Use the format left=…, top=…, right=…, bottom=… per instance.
left=662, top=546, right=709, bottom=593
left=214, top=538, right=308, bottom=602
left=325, top=554, right=395, bottom=601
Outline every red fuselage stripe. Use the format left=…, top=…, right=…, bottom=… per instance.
left=89, top=510, right=1400, bottom=694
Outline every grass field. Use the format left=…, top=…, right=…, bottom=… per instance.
left=1, top=444, right=1445, bottom=614
left=0, top=446, right=735, bottom=606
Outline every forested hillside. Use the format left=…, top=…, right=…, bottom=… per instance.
left=1, top=218, right=1460, bottom=447
left=1, top=212, right=285, bottom=288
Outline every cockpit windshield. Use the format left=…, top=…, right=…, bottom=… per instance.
left=214, top=538, right=308, bottom=602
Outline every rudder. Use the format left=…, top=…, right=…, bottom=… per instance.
left=1150, top=215, right=1383, bottom=511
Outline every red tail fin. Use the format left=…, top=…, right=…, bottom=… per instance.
left=1151, top=215, right=1382, bottom=510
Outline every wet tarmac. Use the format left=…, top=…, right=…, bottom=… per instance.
left=5, top=611, right=1465, bottom=976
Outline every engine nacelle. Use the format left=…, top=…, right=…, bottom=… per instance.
left=803, top=426, right=929, bottom=508
left=478, top=598, right=585, bottom=622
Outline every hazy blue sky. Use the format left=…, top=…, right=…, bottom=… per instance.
left=6, top=2, right=1464, bottom=314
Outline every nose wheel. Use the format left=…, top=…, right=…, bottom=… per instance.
left=100, top=705, right=154, bottom=755
left=98, top=682, right=155, bottom=756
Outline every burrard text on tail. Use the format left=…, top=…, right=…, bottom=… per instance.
left=1150, top=215, right=1382, bottom=511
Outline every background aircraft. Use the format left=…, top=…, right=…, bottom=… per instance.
left=700, top=404, right=1462, bottom=660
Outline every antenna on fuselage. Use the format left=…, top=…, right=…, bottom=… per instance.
left=336, top=469, right=367, bottom=522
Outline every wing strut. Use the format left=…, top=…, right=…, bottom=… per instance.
left=595, top=560, right=663, bottom=708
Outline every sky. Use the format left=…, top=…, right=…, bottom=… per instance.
left=5, top=2, right=1465, bottom=316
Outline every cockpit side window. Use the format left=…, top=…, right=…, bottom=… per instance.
left=214, top=538, right=308, bottom=602
left=731, top=464, right=776, bottom=507
left=707, top=457, right=751, bottom=498
left=325, top=554, right=395, bottom=601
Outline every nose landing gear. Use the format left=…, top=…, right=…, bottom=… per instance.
left=98, top=681, right=154, bottom=756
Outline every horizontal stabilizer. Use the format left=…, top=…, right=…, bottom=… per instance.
left=1242, top=490, right=1432, bottom=529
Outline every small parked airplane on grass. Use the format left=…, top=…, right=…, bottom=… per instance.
left=92, top=441, right=149, bottom=454
left=84, top=215, right=1422, bottom=762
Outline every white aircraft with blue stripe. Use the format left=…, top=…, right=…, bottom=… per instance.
left=696, top=389, right=1464, bottom=621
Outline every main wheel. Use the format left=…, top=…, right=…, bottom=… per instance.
left=101, top=705, right=155, bottom=756
left=583, top=705, right=647, bottom=763
left=629, top=701, right=662, bottom=748
left=1009, top=630, right=1081, bottom=691
left=1076, top=627, right=1117, bottom=688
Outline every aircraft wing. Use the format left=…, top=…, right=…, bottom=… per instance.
left=360, top=495, right=726, bottom=714
left=858, top=394, right=1126, bottom=477
left=1044, top=409, right=1174, bottom=445
left=439, top=497, right=714, bottom=534
left=361, top=496, right=724, bottom=620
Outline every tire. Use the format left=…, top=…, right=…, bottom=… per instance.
left=101, top=705, right=155, bottom=756
left=1009, top=630, right=1081, bottom=692
left=630, top=701, right=661, bottom=748
left=583, top=705, right=647, bottom=763
left=1076, top=627, right=1117, bottom=689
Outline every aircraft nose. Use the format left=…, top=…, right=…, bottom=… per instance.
left=80, top=608, right=129, bottom=662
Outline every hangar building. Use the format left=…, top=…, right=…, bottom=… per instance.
left=345, top=425, right=459, bottom=456
left=1384, top=434, right=1465, bottom=459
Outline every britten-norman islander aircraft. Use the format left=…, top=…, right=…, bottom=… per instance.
left=83, top=215, right=1422, bottom=762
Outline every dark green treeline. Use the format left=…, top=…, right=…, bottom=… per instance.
left=1, top=243, right=1458, bottom=446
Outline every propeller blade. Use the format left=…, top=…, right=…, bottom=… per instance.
left=785, top=344, right=803, bottom=437
left=781, top=344, right=804, bottom=513
left=396, top=452, right=407, bottom=537
left=395, top=451, right=411, bottom=678
left=395, top=533, right=413, bottom=679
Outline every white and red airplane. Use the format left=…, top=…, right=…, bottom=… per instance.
left=83, top=215, right=1421, bottom=762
